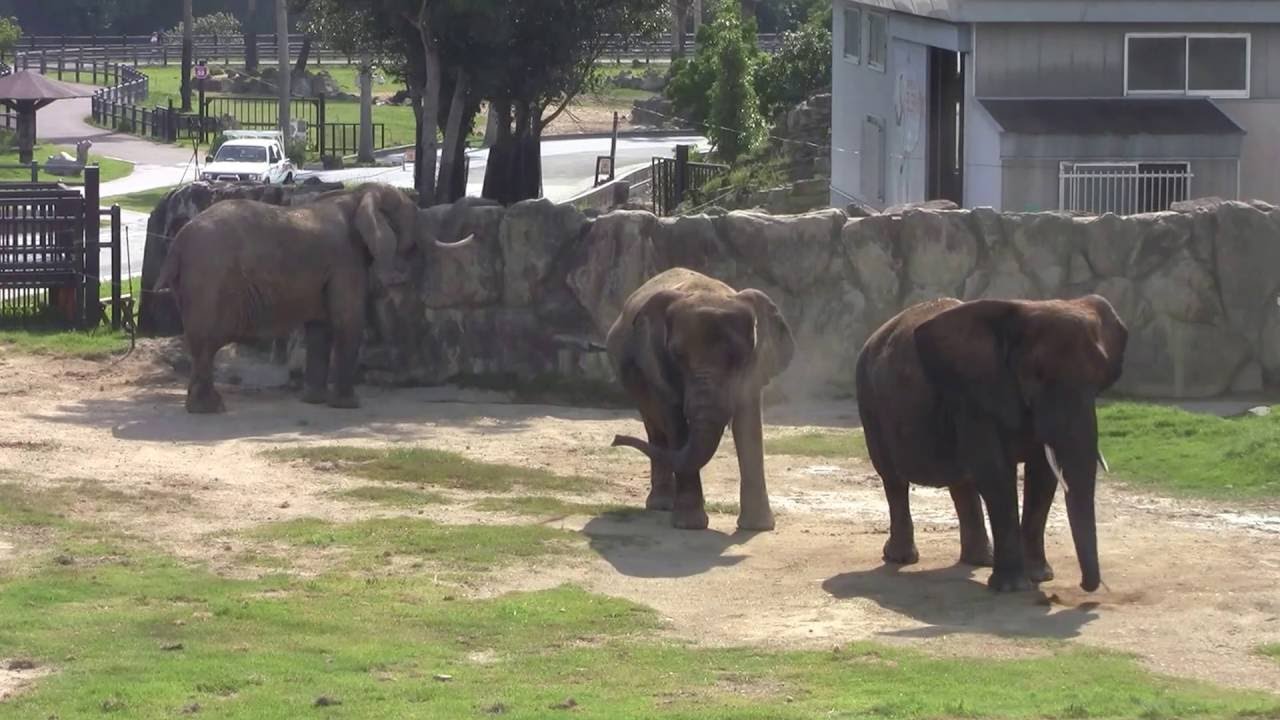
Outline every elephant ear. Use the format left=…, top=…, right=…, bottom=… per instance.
left=353, top=189, right=408, bottom=286
left=914, top=300, right=1026, bottom=430
left=736, top=288, right=794, bottom=383
left=632, top=289, right=682, bottom=404
left=1077, top=294, right=1129, bottom=390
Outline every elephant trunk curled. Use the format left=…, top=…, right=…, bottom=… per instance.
left=614, top=373, right=731, bottom=476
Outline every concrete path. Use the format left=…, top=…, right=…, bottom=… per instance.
left=38, top=96, right=199, bottom=169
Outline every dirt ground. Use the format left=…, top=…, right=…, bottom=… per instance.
left=1, top=340, right=1278, bottom=697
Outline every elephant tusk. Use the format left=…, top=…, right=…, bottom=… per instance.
left=1044, top=444, right=1069, bottom=495
left=435, top=233, right=476, bottom=249
left=1097, top=449, right=1110, bottom=474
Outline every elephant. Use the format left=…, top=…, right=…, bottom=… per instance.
left=855, top=296, right=1128, bottom=593
left=607, top=268, right=795, bottom=531
left=156, top=183, right=472, bottom=413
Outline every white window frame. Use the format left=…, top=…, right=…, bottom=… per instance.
left=1124, top=32, right=1251, bottom=99
left=842, top=5, right=862, bottom=65
left=866, top=11, right=888, bottom=73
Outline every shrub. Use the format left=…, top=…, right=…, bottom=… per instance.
left=756, top=22, right=832, bottom=118
left=707, top=2, right=765, bottom=162
left=168, top=12, right=241, bottom=41
left=0, top=16, right=21, bottom=64
left=286, top=139, right=309, bottom=166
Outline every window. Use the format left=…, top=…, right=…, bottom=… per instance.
left=1126, top=33, right=1250, bottom=98
left=842, top=6, right=861, bottom=63
left=862, top=115, right=886, bottom=203
left=867, top=12, right=888, bottom=71
left=1059, top=161, right=1192, bottom=215
left=269, top=146, right=280, bottom=163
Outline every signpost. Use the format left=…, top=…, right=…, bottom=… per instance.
left=195, top=59, right=207, bottom=144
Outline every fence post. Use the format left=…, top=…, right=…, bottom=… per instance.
left=167, top=99, right=176, bottom=142
left=110, top=203, right=121, bottom=331
left=318, top=94, right=327, bottom=161
left=83, top=165, right=101, bottom=328
left=58, top=36, right=64, bottom=79
left=674, top=144, right=690, bottom=207
left=29, top=161, right=37, bottom=182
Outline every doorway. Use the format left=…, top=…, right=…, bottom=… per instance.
left=927, top=47, right=965, bottom=204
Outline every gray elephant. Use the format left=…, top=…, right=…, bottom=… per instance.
left=607, top=268, right=795, bottom=531
left=855, top=296, right=1128, bottom=592
left=156, top=183, right=471, bottom=413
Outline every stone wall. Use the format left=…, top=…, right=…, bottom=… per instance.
left=142, top=187, right=1280, bottom=399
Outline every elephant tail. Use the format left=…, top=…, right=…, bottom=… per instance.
left=153, top=241, right=182, bottom=301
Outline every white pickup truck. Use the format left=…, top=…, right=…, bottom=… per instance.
left=201, top=130, right=297, bottom=184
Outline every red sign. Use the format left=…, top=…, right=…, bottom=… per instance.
left=194, top=64, right=209, bottom=80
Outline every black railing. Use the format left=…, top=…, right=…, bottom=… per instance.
left=651, top=146, right=729, bottom=216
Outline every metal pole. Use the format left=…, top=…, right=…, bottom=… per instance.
left=83, top=165, right=101, bottom=328
left=276, top=0, right=291, bottom=151
left=609, top=112, right=619, bottom=182
left=110, top=204, right=121, bottom=330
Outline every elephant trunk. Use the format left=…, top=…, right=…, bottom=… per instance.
left=1040, top=394, right=1103, bottom=593
left=671, top=371, right=731, bottom=476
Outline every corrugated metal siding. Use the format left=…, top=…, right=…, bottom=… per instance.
left=976, top=23, right=1280, bottom=98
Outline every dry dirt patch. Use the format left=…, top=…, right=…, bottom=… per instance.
left=0, top=342, right=1278, bottom=694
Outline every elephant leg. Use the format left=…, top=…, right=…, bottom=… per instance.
left=672, top=468, right=708, bottom=530
left=967, top=429, right=1029, bottom=592
left=301, top=321, right=332, bottom=405
left=731, top=391, right=774, bottom=531
left=327, top=325, right=361, bottom=409
left=642, top=419, right=676, bottom=511
left=185, top=337, right=225, bottom=414
left=1022, top=452, right=1058, bottom=583
left=881, top=473, right=919, bottom=564
left=950, top=482, right=993, bottom=567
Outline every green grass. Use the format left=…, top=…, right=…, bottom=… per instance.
left=766, top=430, right=867, bottom=459
left=1, top=484, right=1276, bottom=718
left=336, top=485, right=449, bottom=507
left=471, top=495, right=632, bottom=517
left=106, top=184, right=180, bottom=214
left=1259, top=644, right=1280, bottom=664
left=0, top=328, right=131, bottom=359
left=0, top=136, right=134, bottom=184
left=1099, top=402, right=1280, bottom=499
left=268, top=446, right=595, bottom=494
left=251, top=517, right=582, bottom=572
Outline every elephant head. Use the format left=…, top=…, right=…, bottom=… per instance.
left=913, top=295, right=1128, bottom=592
left=349, top=184, right=475, bottom=288
left=613, top=287, right=795, bottom=476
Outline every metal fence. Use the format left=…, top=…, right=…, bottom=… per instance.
left=652, top=147, right=729, bottom=216
left=1059, top=162, right=1193, bottom=216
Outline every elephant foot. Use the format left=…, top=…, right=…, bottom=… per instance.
left=883, top=537, right=919, bottom=565
left=300, top=387, right=328, bottom=405
left=736, top=508, right=775, bottom=532
left=645, top=490, right=674, bottom=511
left=988, top=569, right=1034, bottom=593
left=1025, top=560, right=1055, bottom=584
left=672, top=504, right=709, bottom=530
left=185, top=388, right=226, bottom=414
left=960, top=544, right=994, bottom=567
left=327, top=392, right=361, bottom=410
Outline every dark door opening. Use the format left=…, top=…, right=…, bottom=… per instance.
left=927, top=47, right=965, bottom=205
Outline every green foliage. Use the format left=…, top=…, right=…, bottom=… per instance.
left=107, top=185, right=180, bottom=214
left=756, top=21, right=832, bottom=118
left=1098, top=402, right=1280, bottom=498
left=167, top=11, right=241, bottom=39
left=0, top=15, right=20, bottom=61
left=285, top=138, right=308, bottom=166
left=708, top=2, right=766, bottom=161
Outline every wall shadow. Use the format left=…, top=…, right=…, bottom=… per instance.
left=822, top=563, right=1100, bottom=640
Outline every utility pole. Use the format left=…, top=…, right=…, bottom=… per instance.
left=180, top=0, right=193, bottom=111
left=276, top=0, right=291, bottom=154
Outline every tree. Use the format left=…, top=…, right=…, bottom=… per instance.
left=180, top=0, right=194, bottom=112
left=666, top=0, right=760, bottom=128
left=755, top=19, right=830, bottom=118
left=706, top=0, right=763, bottom=161
left=167, top=11, right=241, bottom=39
left=0, top=15, right=20, bottom=65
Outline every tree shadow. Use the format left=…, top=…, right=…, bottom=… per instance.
left=822, top=563, right=1101, bottom=640
left=582, top=511, right=763, bottom=579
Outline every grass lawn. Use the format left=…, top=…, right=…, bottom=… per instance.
left=0, top=477, right=1276, bottom=719
left=0, top=140, right=133, bottom=184
left=766, top=430, right=868, bottom=459
left=1260, top=644, right=1280, bottom=663
left=106, top=184, right=181, bottom=214
left=1099, top=402, right=1280, bottom=499
left=0, top=328, right=131, bottom=359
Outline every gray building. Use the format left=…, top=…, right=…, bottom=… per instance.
left=830, top=0, right=1280, bottom=213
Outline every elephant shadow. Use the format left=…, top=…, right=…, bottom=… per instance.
left=822, top=564, right=1101, bottom=640
left=582, top=511, right=760, bottom=579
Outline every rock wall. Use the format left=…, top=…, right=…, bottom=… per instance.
left=141, top=188, right=1280, bottom=399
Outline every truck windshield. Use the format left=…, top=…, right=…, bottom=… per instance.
left=214, top=145, right=268, bottom=163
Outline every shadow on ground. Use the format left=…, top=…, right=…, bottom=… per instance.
left=823, top=563, right=1101, bottom=640
left=582, top=511, right=765, bottom=578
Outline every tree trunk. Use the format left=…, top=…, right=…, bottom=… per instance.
left=294, top=34, right=311, bottom=76
left=671, top=0, right=688, bottom=60
left=417, top=46, right=441, bottom=207
left=482, top=101, right=544, bottom=206
left=437, top=67, right=470, bottom=202
left=276, top=0, right=291, bottom=147
left=180, top=0, right=193, bottom=111
left=245, top=0, right=259, bottom=73
left=481, top=99, right=513, bottom=202
left=358, top=52, right=374, bottom=163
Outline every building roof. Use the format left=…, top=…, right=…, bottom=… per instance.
left=850, top=0, right=1280, bottom=23
left=0, top=70, right=94, bottom=101
left=978, top=98, right=1245, bottom=136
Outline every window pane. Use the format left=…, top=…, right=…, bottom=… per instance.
left=868, top=14, right=887, bottom=68
left=1128, top=36, right=1186, bottom=92
left=1188, top=36, right=1248, bottom=92
left=843, top=8, right=860, bottom=59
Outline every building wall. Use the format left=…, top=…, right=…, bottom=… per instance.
left=1217, top=99, right=1280, bottom=203
left=974, top=23, right=1280, bottom=98
left=964, top=27, right=1002, bottom=208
